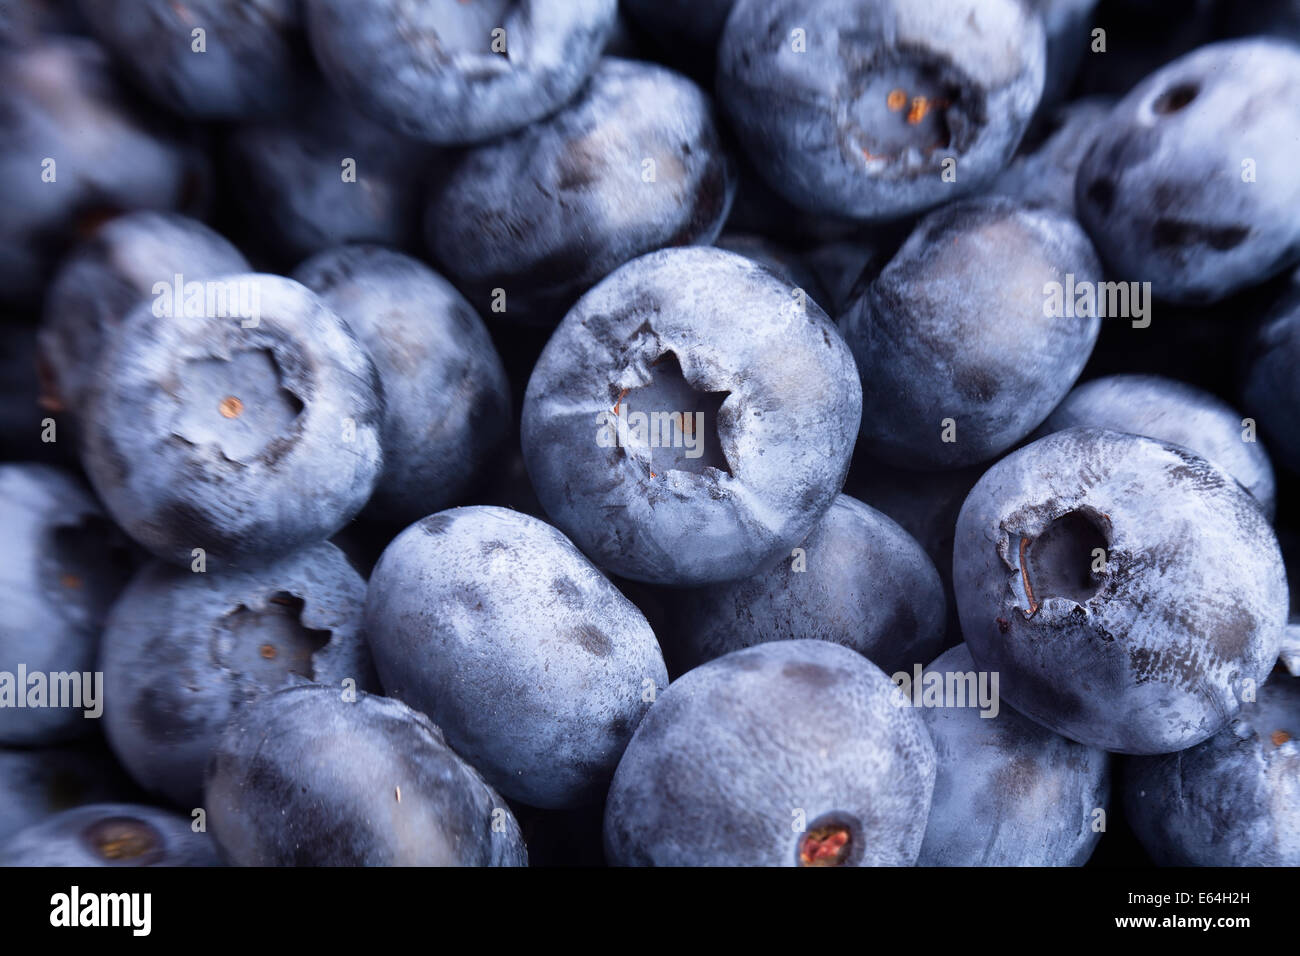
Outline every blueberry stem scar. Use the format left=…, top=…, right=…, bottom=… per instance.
left=1019, top=535, right=1039, bottom=618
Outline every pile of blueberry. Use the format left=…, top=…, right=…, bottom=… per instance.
left=2, top=0, right=1299, bottom=868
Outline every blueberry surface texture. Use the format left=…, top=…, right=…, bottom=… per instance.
left=1242, top=273, right=1300, bottom=476
left=205, top=683, right=527, bottom=866
left=76, top=0, right=307, bottom=120
left=604, top=640, right=936, bottom=866
left=226, top=90, right=443, bottom=265
left=364, top=506, right=668, bottom=809
left=0, top=464, right=133, bottom=746
left=1124, top=669, right=1300, bottom=866
left=0, top=37, right=209, bottom=306
left=954, top=428, right=1288, bottom=754
left=917, top=643, right=1110, bottom=866
left=1039, top=373, right=1276, bottom=519
left=716, top=0, right=1046, bottom=222
left=426, top=57, right=735, bottom=327
left=99, top=542, right=373, bottom=808
left=294, top=246, right=511, bottom=524
left=840, top=197, right=1102, bottom=469
left=79, top=273, right=384, bottom=566
left=38, top=212, right=250, bottom=419
left=304, top=0, right=616, bottom=145
left=663, top=495, right=945, bottom=677
left=1075, top=39, right=1300, bottom=304
left=0, top=802, right=220, bottom=867
left=0, top=742, right=140, bottom=844
left=522, top=247, right=862, bottom=586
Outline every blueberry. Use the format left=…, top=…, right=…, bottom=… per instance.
left=0, top=742, right=140, bottom=844
left=0, top=802, right=220, bottom=866
left=802, top=231, right=907, bottom=319
left=604, top=640, right=936, bottom=866
left=716, top=0, right=1046, bottom=222
left=989, top=96, right=1114, bottom=216
left=0, top=38, right=210, bottom=306
left=840, top=197, right=1102, bottom=469
left=714, top=233, right=828, bottom=314
left=1075, top=39, right=1300, bottom=304
left=0, top=464, right=134, bottom=747
left=99, top=542, right=374, bottom=808
left=954, top=428, right=1288, bottom=754
left=1242, top=274, right=1300, bottom=475
left=426, top=57, right=735, bottom=327
left=205, top=682, right=527, bottom=866
left=917, top=643, right=1110, bottom=866
left=294, top=246, right=511, bottom=524
left=522, top=247, right=861, bottom=586
left=80, top=274, right=384, bottom=566
left=304, top=0, right=616, bottom=145
left=38, top=212, right=249, bottom=419
left=1030, top=0, right=1100, bottom=109
left=77, top=0, right=307, bottom=120
left=846, top=454, right=985, bottom=644
left=662, top=495, right=945, bottom=678
left=226, top=90, right=444, bottom=266
left=364, top=506, right=668, bottom=809
left=1040, top=373, right=1276, bottom=518
left=1125, top=669, right=1300, bottom=865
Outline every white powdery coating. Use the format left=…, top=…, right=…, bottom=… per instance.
left=1041, top=374, right=1276, bottom=518
left=80, top=273, right=384, bottom=566
left=604, top=640, right=937, bottom=866
left=522, top=247, right=862, bottom=586
left=305, top=0, right=615, bottom=145
left=0, top=465, right=114, bottom=746
left=954, top=428, right=1287, bottom=755
left=364, top=506, right=668, bottom=809
left=1076, top=39, right=1300, bottom=302
left=918, top=643, right=1110, bottom=866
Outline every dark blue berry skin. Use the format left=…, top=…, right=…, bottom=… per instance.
left=1243, top=274, right=1300, bottom=475
left=0, top=802, right=220, bottom=866
left=205, top=683, right=527, bottom=866
left=38, top=212, right=249, bottom=419
left=845, top=454, right=984, bottom=648
left=715, top=233, right=828, bottom=314
left=80, top=274, right=385, bottom=567
left=1039, top=374, right=1276, bottom=519
left=840, top=197, right=1102, bottom=470
left=304, top=0, right=616, bottom=146
left=1075, top=39, right=1300, bottom=305
left=1031, top=0, right=1099, bottom=109
left=76, top=0, right=308, bottom=120
left=917, top=643, right=1110, bottom=866
left=226, top=90, right=444, bottom=267
left=0, top=742, right=140, bottom=844
left=662, top=495, right=945, bottom=678
left=989, top=96, right=1114, bottom=217
left=522, top=247, right=861, bottom=587
left=716, top=0, right=1045, bottom=222
left=427, top=57, right=735, bottom=328
left=954, top=428, right=1288, bottom=755
left=0, top=38, right=210, bottom=307
left=364, top=506, right=668, bottom=809
left=1125, top=670, right=1300, bottom=866
left=99, top=542, right=374, bottom=809
left=604, top=640, right=936, bottom=866
left=294, top=246, right=511, bottom=524
left=0, top=464, right=134, bottom=747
